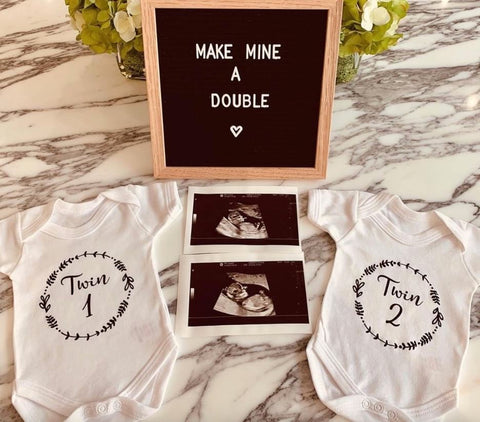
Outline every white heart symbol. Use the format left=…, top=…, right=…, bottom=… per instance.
left=230, top=125, right=243, bottom=138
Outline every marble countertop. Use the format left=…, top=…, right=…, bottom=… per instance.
left=1, top=0, right=479, bottom=421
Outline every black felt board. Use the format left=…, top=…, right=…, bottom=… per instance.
left=154, top=8, right=328, bottom=168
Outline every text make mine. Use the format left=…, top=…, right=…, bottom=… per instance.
left=196, top=43, right=282, bottom=60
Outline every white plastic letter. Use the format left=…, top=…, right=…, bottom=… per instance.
left=231, top=66, right=241, bottom=82
left=196, top=43, right=206, bottom=59
left=211, top=93, right=220, bottom=108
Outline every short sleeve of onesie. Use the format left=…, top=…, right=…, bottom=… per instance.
left=0, top=213, right=21, bottom=275
left=458, top=220, right=480, bottom=286
left=308, top=189, right=374, bottom=240
left=127, top=181, right=182, bottom=235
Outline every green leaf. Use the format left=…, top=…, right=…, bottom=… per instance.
left=97, top=9, right=111, bottom=22
left=371, top=21, right=390, bottom=42
left=96, top=0, right=109, bottom=9
left=108, top=1, right=117, bottom=15
left=90, top=44, right=107, bottom=53
left=79, top=27, right=97, bottom=45
left=340, top=31, right=369, bottom=56
left=79, top=24, right=115, bottom=55
left=387, top=0, right=409, bottom=18
left=363, top=31, right=373, bottom=43
left=82, top=8, right=98, bottom=25
left=343, top=0, right=360, bottom=22
left=110, top=30, right=121, bottom=43
left=101, top=21, right=111, bottom=29
left=80, top=25, right=107, bottom=45
left=120, top=41, right=134, bottom=60
left=342, top=18, right=360, bottom=27
left=68, top=0, right=82, bottom=14
left=133, top=36, right=144, bottom=52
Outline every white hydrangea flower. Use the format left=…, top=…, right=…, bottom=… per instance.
left=127, top=0, right=141, bottom=16
left=132, top=15, right=142, bottom=29
left=114, top=11, right=136, bottom=42
left=127, top=0, right=142, bottom=29
left=361, top=0, right=377, bottom=30
left=70, top=11, right=86, bottom=32
left=361, top=0, right=391, bottom=31
left=372, top=7, right=391, bottom=26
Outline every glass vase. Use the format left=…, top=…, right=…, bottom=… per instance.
left=336, top=53, right=362, bottom=84
left=116, top=46, right=146, bottom=80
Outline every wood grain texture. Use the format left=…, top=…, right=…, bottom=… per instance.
left=141, top=0, right=341, bottom=179
left=143, top=0, right=341, bottom=9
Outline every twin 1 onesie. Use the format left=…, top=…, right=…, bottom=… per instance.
left=307, top=190, right=479, bottom=422
left=0, top=182, right=181, bottom=421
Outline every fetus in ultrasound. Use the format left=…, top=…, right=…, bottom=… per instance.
left=215, top=202, right=268, bottom=239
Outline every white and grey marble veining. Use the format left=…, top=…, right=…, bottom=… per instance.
left=0, top=0, right=480, bottom=420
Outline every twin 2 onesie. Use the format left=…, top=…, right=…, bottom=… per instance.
left=1, top=184, right=478, bottom=421
left=307, top=190, right=479, bottom=422
left=0, top=182, right=181, bottom=421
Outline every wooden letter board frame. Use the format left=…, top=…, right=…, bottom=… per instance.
left=142, top=0, right=342, bottom=179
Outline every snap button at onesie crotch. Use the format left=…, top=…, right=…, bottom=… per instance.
left=360, top=397, right=402, bottom=421
left=79, top=397, right=133, bottom=420
left=77, top=397, right=144, bottom=421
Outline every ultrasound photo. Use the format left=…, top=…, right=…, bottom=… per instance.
left=215, top=203, right=269, bottom=240
left=176, top=253, right=311, bottom=336
left=213, top=272, right=275, bottom=317
left=184, top=187, right=300, bottom=254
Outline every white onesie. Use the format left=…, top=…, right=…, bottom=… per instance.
left=0, top=182, right=181, bottom=421
left=307, top=190, right=480, bottom=422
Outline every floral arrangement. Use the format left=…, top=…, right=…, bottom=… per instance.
left=340, top=0, right=409, bottom=57
left=66, top=0, right=144, bottom=75
left=65, top=0, right=409, bottom=82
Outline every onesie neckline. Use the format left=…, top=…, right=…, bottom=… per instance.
left=370, top=195, right=451, bottom=245
left=42, top=193, right=118, bottom=238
